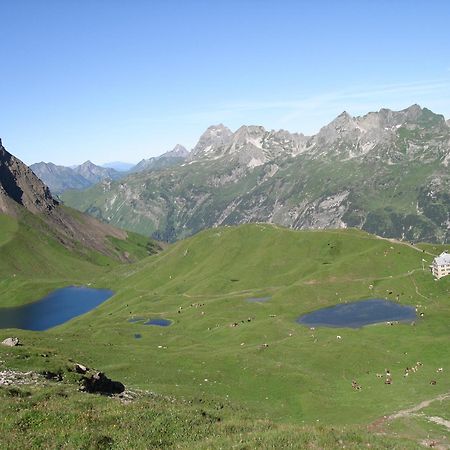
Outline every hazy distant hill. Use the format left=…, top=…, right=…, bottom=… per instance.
left=63, top=105, right=450, bottom=243
left=32, top=146, right=190, bottom=195
left=30, top=161, right=92, bottom=195
left=31, top=160, right=121, bottom=195
left=101, top=161, right=135, bottom=172
left=130, top=144, right=189, bottom=173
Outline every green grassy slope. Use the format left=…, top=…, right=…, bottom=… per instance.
left=0, top=210, right=157, bottom=307
left=1, top=224, right=449, bottom=447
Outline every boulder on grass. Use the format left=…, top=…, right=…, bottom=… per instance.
left=80, top=372, right=125, bottom=395
left=1, top=337, right=20, bottom=347
left=74, top=363, right=88, bottom=374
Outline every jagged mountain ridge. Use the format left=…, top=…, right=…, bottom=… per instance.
left=62, top=105, right=450, bottom=243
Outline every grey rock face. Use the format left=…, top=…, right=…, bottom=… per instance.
left=189, top=124, right=233, bottom=159
left=165, top=144, right=189, bottom=158
left=0, top=141, right=58, bottom=215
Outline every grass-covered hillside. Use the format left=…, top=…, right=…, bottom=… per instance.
left=0, top=209, right=158, bottom=307
left=1, top=224, right=449, bottom=448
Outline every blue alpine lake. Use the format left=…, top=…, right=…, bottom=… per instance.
left=144, top=318, right=172, bottom=327
left=297, top=298, right=416, bottom=328
left=0, top=286, right=114, bottom=331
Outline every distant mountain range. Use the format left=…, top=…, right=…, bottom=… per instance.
left=62, top=104, right=450, bottom=243
left=30, top=145, right=190, bottom=195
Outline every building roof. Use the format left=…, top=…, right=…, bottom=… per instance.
left=434, top=251, right=450, bottom=266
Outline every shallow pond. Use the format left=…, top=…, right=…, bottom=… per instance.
left=0, top=286, right=114, bottom=331
left=297, top=298, right=416, bottom=328
left=144, top=318, right=171, bottom=327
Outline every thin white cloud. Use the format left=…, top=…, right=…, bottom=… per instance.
left=172, top=78, right=450, bottom=133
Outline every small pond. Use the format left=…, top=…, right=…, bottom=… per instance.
left=144, top=318, right=172, bottom=327
left=0, top=286, right=114, bottom=331
left=297, top=298, right=416, bottom=328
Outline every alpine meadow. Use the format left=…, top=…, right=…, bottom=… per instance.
left=1, top=2, right=450, bottom=449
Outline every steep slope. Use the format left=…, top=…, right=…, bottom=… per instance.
left=0, top=140, right=159, bottom=271
left=63, top=105, right=450, bottom=243
left=1, top=140, right=58, bottom=215
left=30, top=161, right=92, bottom=195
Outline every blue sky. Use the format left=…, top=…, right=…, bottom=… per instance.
left=1, top=0, right=450, bottom=166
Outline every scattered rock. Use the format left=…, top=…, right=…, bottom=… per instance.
left=74, top=363, right=88, bottom=374
left=0, top=369, right=40, bottom=386
left=1, top=337, right=20, bottom=347
left=80, top=372, right=125, bottom=395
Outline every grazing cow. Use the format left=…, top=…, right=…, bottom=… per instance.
left=385, top=369, right=392, bottom=384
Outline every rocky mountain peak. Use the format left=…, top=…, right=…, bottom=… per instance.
left=73, top=160, right=119, bottom=184
left=0, top=140, right=58, bottom=214
left=403, top=103, right=422, bottom=116
left=165, top=144, right=189, bottom=158
left=312, top=111, right=361, bottom=147
left=78, top=160, right=96, bottom=169
left=232, top=125, right=266, bottom=147
left=190, top=124, right=233, bottom=158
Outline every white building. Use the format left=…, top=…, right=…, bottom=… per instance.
left=431, top=251, right=450, bottom=279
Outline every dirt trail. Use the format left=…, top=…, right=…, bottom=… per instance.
left=387, top=392, right=450, bottom=420
left=428, top=416, right=450, bottom=431
left=375, top=235, right=436, bottom=256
